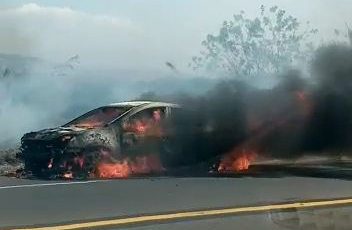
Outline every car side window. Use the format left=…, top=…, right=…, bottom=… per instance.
left=122, top=107, right=167, bottom=133
left=132, top=107, right=166, bottom=121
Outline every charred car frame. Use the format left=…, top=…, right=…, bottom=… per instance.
left=17, top=101, right=211, bottom=178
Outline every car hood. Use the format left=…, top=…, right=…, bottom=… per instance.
left=21, top=126, right=88, bottom=141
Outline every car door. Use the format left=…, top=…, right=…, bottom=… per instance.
left=120, top=106, right=168, bottom=156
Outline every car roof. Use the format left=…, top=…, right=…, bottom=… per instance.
left=108, top=101, right=153, bottom=107
left=108, top=100, right=180, bottom=108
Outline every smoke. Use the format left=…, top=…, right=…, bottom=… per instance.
left=0, top=59, right=75, bottom=147
left=137, top=43, right=352, bottom=163
left=1, top=32, right=352, bottom=171
left=137, top=74, right=307, bottom=163
left=0, top=56, right=218, bottom=148
left=302, top=43, right=352, bottom=154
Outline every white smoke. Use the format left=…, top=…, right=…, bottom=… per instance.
left=0, top=57, right=76, bottom=146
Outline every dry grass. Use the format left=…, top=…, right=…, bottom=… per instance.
left=0, top=148, right=23, bottom=175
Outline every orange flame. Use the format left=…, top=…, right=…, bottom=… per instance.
left=48, top=158, right=53, bottom=169
left=95, top=155, right=163, bottom=178
left=218, top=149, right=257, bottom=172
left=124, top=119, right=163, bottom=137
left=96, top=160, right=131, bottom=178
left=62, top=172, right=73, bottom=179
left=134, top=120, right=147, bottom=133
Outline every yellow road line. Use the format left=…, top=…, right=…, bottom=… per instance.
left=10, top=197, right=352, bottom=230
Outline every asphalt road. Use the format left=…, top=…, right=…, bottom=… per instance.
left=1, top=169, right=352, bottom=230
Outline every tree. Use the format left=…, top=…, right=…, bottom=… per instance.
left=53, top=55, right=80, bottom=77
left=332, top=23, right=352, bottom=46
left=190, top=5, right=318, bottom=77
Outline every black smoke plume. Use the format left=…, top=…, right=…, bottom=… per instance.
left=303, top=43, right=352, bottom=154
left=138, top=43, right=352, bottom=163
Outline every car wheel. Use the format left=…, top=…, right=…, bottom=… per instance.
left=77, top=146, right=118, bottom=178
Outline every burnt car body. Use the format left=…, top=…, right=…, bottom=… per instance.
left=17, top=101, right=213, bottom=177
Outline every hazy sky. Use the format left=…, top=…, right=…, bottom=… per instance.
left=0, top=0, right=351, bottom=72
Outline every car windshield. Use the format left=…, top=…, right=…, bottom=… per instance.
left=64, top=106, right=132, bottom=128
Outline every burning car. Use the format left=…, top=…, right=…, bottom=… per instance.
left=17, top=101, right=210, bottom=178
